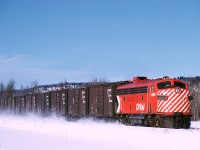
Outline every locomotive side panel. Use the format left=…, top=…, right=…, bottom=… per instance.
left=117, top=86, right=149, bottom=114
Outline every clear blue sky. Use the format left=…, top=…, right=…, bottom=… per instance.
left=0, top=0, right=200, bottom=88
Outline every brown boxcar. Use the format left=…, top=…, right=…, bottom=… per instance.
left=0, top=97, right=3, bottom=111
left=89, top=86, right=97, bottom=116
left=50, top=91, right=60, bottom=114
left=68, top=89, right=74, bottom=116
left=78, top=88, right=88, bottom=116
left=89, top=86, right=104, bottom=116
left=20, top=96, right=26, bottom=114
left=15, top=96, right=21, bottom=114
left=103, top=84, right=118, bottom=117
left=11, top=97, right=16, bottom=113
left=74, top=89, right=79, bottom=115
left=44, top=92, right=51, bottom=116
left=68, top=89, right=79, bottom=116
left=25, top=94, right=32, bottom=113
left=31, top=94, right=37, bottom=113
left=7, top=97, right=13, bottom=112
left=89, top=82, right=127, bottom=117
left=55, top=91, right=61, bottom=115
left=0, top=94, right=6, bottom=111
left=60, top=90, right=67, bottom=116
left=4, top=98, right=8, bottom=110
left=35, top=93, right=44, bottom=115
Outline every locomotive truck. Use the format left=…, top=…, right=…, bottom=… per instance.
left=0, top=76, right=193, bottom=128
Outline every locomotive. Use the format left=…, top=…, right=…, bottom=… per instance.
left=116, top=76, right=193, bottom=128
left=0, top=76, right=193, bottom=128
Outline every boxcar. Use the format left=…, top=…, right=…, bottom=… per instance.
left=44, top=92, right=51, bottom=116
left=78, top=88, right=88, bottom=116
left=68, top=89, right=79, bottom=117
left=25, top=94, right=32, bottom=113
left=35, top=93, right=44, bottom=115
left=59, top=90, right=67, bottom=116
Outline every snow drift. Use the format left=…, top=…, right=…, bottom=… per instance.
left=0, top=113, right=200, bottom=150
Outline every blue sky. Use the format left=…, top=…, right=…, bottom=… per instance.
left=0, top=0, right=200, bottom=88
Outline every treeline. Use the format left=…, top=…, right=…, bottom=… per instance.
left=1, top=77, right=200, bottom=121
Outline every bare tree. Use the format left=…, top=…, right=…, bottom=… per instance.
left=30, top=80, right=38, bottom=88
left=89, top=76, right=109, bottom=85
left=30, top=80, right=39, bottom=93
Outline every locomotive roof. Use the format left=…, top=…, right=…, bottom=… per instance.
left=117, top=76, right=183, bottom=90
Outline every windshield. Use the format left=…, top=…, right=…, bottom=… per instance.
left=157, top=81, right=171, bottom=89
left=174, top=81, right=186, bottom=89
left=157, top=81, right=186, bottom=89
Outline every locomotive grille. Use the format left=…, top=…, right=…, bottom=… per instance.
left=117, top=86, right=148, bottom=95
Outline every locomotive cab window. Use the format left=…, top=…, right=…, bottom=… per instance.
left=174, top=81, right=186, bottom=89
left=157, top=81, right=171, bottom=89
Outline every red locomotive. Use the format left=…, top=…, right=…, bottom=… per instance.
left=116, top=76, right=193, bottom=128
left=0, top=76, right=193, bottom=128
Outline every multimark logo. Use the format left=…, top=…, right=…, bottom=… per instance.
left=136, top=103, right=145, bottom=111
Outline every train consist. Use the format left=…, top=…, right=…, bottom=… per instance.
left=0, top=76, right=193, bottom=128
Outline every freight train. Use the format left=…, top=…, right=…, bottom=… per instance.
left=0, top=76, right=193, bottom=128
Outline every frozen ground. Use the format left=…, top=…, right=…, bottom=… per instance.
left=0, top=114, right=200, bottom=150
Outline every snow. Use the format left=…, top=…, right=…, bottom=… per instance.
left=0, top=114, right=200, bottom=150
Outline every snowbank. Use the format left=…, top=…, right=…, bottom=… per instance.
left=0, top=114, right=200, bottom=150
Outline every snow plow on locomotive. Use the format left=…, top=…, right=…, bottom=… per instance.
left=0, top=76, right=193, bottom=128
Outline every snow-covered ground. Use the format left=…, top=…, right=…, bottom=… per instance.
left=0, top=114, right=200, bottom=150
